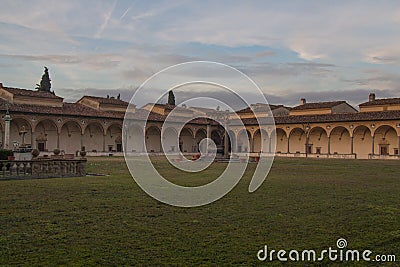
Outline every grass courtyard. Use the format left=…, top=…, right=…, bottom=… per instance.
left=1, top=157, right=400, bottom=266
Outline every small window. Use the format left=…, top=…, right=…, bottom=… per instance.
left=316, top=147, right=321, bottom=154
left=108, top=145, right=113, bottom=152
left=394, top=148, right=399, bottom=155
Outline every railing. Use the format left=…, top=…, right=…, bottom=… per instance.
left=368, top=154, right=400, bottom=160
left=0, top=159, right=87, bottom=180
left=271, top=153, right=357, bottom=159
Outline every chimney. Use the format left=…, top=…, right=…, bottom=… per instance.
left=0, top=83, right=3, bottom=88
left=300, top=98, right=306, bottom=105
left=369, top=93, right=376, bottom=102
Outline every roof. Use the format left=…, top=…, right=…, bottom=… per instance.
left=80, top=95, right=128, bottom=106
left=149, top=103, right=194, bottom=113
left=236, top=110, right=400, bottom=125
left=1, top=86, right=62, bottom=99
left=0, top=98, right=124, bottom=119
left=359, top=98, right=400, bottom=107
left=291, top=101, right=347, bottom=111
left=236, top=104, right=288, bottom=114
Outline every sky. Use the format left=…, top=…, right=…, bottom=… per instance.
left=1, top=0, right=400, bottom=107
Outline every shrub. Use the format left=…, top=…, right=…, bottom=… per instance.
left=0, top=149, right=14, bottom=160
left=31, top=149, right=40, bottom=158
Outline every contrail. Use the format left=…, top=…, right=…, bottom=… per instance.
left=120, top=5, right=133, bottom=20
left=95, top=0, right=118, bottom=38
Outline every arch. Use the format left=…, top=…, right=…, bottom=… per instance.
left=353, top=125, right=372, bottom=159
left=253, top=128, right=269, bottom=153
left=308, top=127, right=328, bottom=154
left=60, top=120, right=82, bottom=154
left=82, top=122, right=104, bottom=152
left=271, top=128, right=287, bottom=154
left=106, top=124, right=123, bottom=152
left=194, top=128, right=207, bottom=153
left=373, top=125, right=398, bottom=156
left=329, top=126, right=351, bottom=155
left=211, top=130, right=223, bottom=154
left=179, top=127, right=194, bottom=153
left=146, top=126, right=161, bottom=153
left=237, top=129, right=251, bottom=152
left=60, top=119, right=83, bottom=134
left=105, top=122, right=122, bottom=134
left=126, top=124, right=144, bottom=153
left=162, top=127, right=179, bottom=153
left=9, top=117, right=33, bottom=149
left=289, top=127, right=306, bottom=153
left=34, top=119, right=58, bottom=151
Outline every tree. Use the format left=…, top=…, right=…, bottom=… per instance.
left=167, top=90, right=175, bottom=105
left=36, top=66, right=52, bottom=92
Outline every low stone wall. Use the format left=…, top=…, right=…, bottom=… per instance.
left=368, top=154, right=400, bottom=160
left=0, top=158, right=87, bottom=180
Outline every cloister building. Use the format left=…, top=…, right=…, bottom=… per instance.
left=1, top=82, right=399, bottom=160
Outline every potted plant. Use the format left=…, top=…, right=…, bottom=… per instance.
left=53, top=148, right=61, bottom=155
left=31, top=149, right=40, bottom=158
left=0, top=149, right=13, bottom=160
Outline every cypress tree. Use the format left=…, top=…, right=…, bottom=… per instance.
left=36, top=66, right=52, bottom=92
left=167, top=90, right=176, bottom=105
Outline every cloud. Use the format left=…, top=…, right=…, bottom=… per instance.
left=1, top=1, right=400, bottom=104
left=0, top=53, right=122, bottom=70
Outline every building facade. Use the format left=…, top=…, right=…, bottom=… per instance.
left=1, top=83, right=399, bottom=159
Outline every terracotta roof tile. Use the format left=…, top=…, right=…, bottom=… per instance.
left=80, top=95, right=128, bottom=106
left=359, top=98, right=400, bottom=107
left=236, top=104, right=288, bottom=114
left=0, top=98, right=124, bottom=119
left=291, top=101, right=346, bottom=111
left=2, top=86, right=63, bottom=99
left=236, top=110, right=400, bottom=125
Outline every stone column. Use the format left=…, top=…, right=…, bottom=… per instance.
left=249, top=134, right=254, bottom=153
left=287, top=136, right=290, bottom=154
left=269, top=136, right=272, bottom=153
left=327, top=136, right=331, bottom=155
left=103, top=134, right=106, bottom=152
left=350, top=136, right=354, bottom=155
left=398, top=136, right=400, bottom=157
left=80, top=133, right=84, bottom=151
left=223, top=123, right=229, bottom=157
left=4, top=112, right=11, bottom=150
left=57, top=132, right=60, bottom=148
left=305, top=136, right=309, bottom=158
left=31, top=131, right=36, bottom=149
left=206, top=125, right=211, bottom=154
left=371, top=136, right=375, bottom=155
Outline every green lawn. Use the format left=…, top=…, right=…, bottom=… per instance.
left=1, top=157, right=399, bottom=266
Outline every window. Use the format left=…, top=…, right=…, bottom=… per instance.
left=108, top=145, right=113, bottom=152
left=394, top=148, right=399, bottom=155
left=316, top=147, right=321, bottom=154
